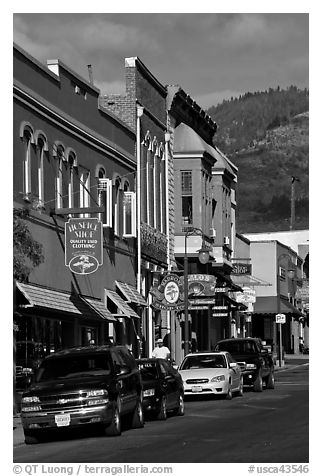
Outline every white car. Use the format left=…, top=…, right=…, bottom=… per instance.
left=178, top=351, right=243, bottom=400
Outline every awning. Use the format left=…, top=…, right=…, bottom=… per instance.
left=16, top=282, right=116, bottom=321
left=253, top=296, right=303, bottom=317
left=214, top=272, right=243, bottom=292
left=231, top=275, right=272, bottom=287
left=115, top=281, right=147, bottom=306
left=105, top=290, right=140, bottom=319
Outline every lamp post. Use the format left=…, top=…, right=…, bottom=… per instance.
left=183, top=227, right=211, bottom=356
left=276, top=252, right=296, bottom=367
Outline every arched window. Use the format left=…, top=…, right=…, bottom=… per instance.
left=79, top=165, right=91, bottom=217
left=66, top=149, right=77, bottom=209
left=114, top=177, right=123, bottom=236
left=35, top=132, right=48, bottom=208
left=21, top=125, right=34, bottom=199
left=53, top=143, right=65, bottom=209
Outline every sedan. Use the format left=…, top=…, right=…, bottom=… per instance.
left=136, top=358, right=184, bottom=420
left=178, top=351, right=243, bottom=400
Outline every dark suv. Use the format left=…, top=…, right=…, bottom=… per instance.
left=214, top=338, right=275, bottom=392
left=20, top=345, right=144, bottom=444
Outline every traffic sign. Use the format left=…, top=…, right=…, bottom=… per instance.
left=276, top=313, right=286, bottom=324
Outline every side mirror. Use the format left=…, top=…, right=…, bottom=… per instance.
left=229, top=362, right=237, bottom=368
left=117, top=366, right=130, bottom=376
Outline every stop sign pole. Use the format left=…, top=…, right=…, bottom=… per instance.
left=276, top=313, right=286, bottom=367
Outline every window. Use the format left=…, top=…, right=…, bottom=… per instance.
left=35, top=135, right=46, bottom=207
left=123, top=191, right=136, bottom=237
left=114, top=178, right=123, bottom=236
left=98, top=177, right=113, bottom=227
left=181, top=171, right=193, bottom=226
left=55, top=144, right=65, bottom=209
left=22, top=127, right=33, bottom=199
left=79, top=167, right=90, bottom=217
left=67, top=151, right=77, bottom=209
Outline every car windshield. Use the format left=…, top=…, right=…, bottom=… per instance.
left=215, top=341, right=256, bottom=354
left=36, top=353, right=111, bottom=382
left=180, top=355, right=226, bottom=370
left=138, top=363, right=159, bottom=381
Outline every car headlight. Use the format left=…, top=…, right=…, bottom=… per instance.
left=22, top=368, right=33, bottom=374
left=143, top=388, right=155, bottom=397
left=22, top=396, right=40, bottom=403
left=246, top=364, right=257, bottom=369
left=211, top=375, right=225, bottom=382
left=87, top=398, right=109, bottom=406
left=86, top=389, right=108, bottom=397
left=21, top=405, right=41, bottom=412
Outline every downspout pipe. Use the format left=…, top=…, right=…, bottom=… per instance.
left=136, top=105, right=144, bottom=356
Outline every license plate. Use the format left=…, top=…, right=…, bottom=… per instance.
left=55, top=414, right=71, bottom=427
left=192, top=386, right=202, bottom=393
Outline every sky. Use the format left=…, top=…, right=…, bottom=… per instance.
left=12, top=12, right=309, bottom=109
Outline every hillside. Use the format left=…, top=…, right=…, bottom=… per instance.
left=206, top=87, right=309, bottom=233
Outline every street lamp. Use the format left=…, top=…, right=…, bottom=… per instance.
left=276, top=253, right=296, bottom=367
left=183, top=227, right=211, bottom=356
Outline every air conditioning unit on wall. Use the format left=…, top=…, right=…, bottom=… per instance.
left=210, top=228, right=216, bottom=238
left=224, top=236, right=230, bottom=245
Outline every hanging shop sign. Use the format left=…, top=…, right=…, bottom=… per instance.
left=232, top=262, right=252, bottom=275
left=150, top=273, right=185, bottom=311
left=65, top=218, right=103, bottom=275
left=188, top=274, right=217, bottom=296
left=235, top=287, right=256, bottom=304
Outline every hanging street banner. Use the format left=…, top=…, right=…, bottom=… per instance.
left=65, top=218, right=103, bottom=275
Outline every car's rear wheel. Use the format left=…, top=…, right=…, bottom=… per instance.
left=237, top=377, right=244, bottom=396
left=253, top=371, right=263, bottom=392
left=131, top=399, right=144, bottom=428
left=104, top=401, right=121, bottom=436
left=174, top=393, right=185, bottom=416
left=156, top=396, right=167, bottom=420
left=266, top=370, right=275, bottom=389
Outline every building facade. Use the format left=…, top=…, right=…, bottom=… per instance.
left=13, top=44, right=146, bottom=375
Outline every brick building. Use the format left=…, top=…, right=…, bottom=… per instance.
left=13, top=43, right=146, bottom=382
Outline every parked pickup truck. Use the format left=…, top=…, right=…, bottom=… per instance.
left=214, top=338, right=275, bottom=392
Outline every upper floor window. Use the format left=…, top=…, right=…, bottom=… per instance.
left=79, top=166, right=90, bottom=217
left=114, top=177, right=123, bottom=236
left=54, top=143, right=65, bottom=209
left=35, top=133, right=48, bottom=208
left=123, top=181, right=136, bottom=238
left=181, top=170, right=193, bottom=227
left=21, top=125, right=34, bottom=199
left=97, top=167, right=112, bottom=228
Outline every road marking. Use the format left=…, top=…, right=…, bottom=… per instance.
left=275, top=382, right=309, bottom=385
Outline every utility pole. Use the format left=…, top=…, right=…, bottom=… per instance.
left=290, top=176, right=300, bottom=230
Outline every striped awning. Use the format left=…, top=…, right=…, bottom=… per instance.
left=16, top=282, right=116, bottom=321
left=115, top=281, right=147, bottom=306
left=105, top=290, right=140, bottom=319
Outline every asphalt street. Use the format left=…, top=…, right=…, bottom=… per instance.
left=13, top=362, right=309, bottom=463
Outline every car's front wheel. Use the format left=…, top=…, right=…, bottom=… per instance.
left=104, top=401, right=121, bottom=436
left=253, top=371, right=263, bottom=392
left=24, top=430, right=41, bottom=445
left=225, top=386, right=233, bottom=400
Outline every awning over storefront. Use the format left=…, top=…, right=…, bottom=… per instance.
left=105, top=290, right=140, bottom=319
left=253, top=296, right=303, bottom=317
left=16, top=282, right=116, bottom=321
left=231, top=275, right=272, bottom=287
left=115, top=281, right=147, bottom=306
left=214, top=272, right=243, bottom=292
